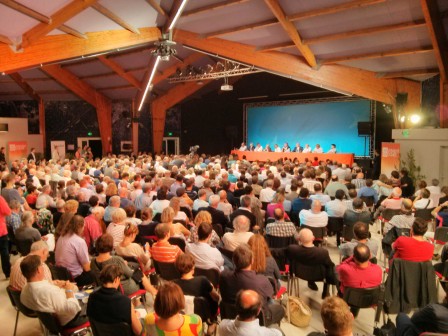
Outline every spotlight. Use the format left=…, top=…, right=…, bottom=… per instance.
left=410, top=114, right=421, bottom=124
left=400, top=116, right=405, bottom=123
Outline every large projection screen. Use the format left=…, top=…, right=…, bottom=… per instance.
left=245, top=99, right=373, bottom=156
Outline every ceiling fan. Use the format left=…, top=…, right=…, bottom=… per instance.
left=138, top=0, right=189, bottom=111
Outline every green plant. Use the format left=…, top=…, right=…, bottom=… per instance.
left=401, top=149, right=425, bottom=185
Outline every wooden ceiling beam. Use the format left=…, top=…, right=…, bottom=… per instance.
left=0, top=27, right=161, bottom=73
left=303, top=19, right=426, bottom=45
left=98, top=85, right=136, bottom=92
left=152, top=80, right=212, bottom=153
left=145, top=0, right=168, bottom=17
left=9, top=72, right=41, bottom=101
left=42, top=64, right=111, bottom=154
left=257, top=41, right=294, bottom=52
left=289, top=0, right=386, bottom=21
left=321, top=46, right=433, bottom=64
left=174, top=29, right=421, bottom=106
left=420, top=0, right=448, bottom=82
left=264, top=0, right=316, bottom=68
left=182, top=0, right=250, bottom=17
left=0, top=0, right=85, bottom=41
left=0, top=34, right=13, bottom=45
left=376, top=68, right=439, bottom=79
left=203, top=18, right=278, bottom=39
left=20, top=0, right=99, bottom=49
left=98, top=56, right=141, bottom=89
left=92, top=3, right=140, bottom=34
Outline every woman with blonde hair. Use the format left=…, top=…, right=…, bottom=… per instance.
left=115, top=223, right=152, bottom=271
left=169, top=197, right=189, bottom=224
left=161, top=206, right=190, bottom=239
left=248, top=234, right=281, bottom=288
left=190, top=210, right=221, bottom=247
left=105, top=181, right=118, bottom=205
left=266, top=190, right=290, bottom=220
left=106, top=208, right=128, bottom=247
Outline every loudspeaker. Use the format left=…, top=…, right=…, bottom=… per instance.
left=358, top=122, right=371, bottom=136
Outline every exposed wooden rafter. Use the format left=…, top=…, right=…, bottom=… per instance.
left=203, top=19, right=278, bottom=39
left=174, top=29, right=421, bottom=107
left=20, top=0, right=99, bottom=49
left=257, top=41, right=294, bottom=52
left=42, top=64, right=112, bottom=154
left=321, top=46, right=433, bottom=64
left=264, top=0, right=316, bottom=68
left=98, top=56, right=141, bottom=89
left=0, top=0, right=86, bottom=41
left=376, top=68, right=439, bottom=79
left=0, top=34, right=13, bottom=45
left=183, top=0, right=250, bottom=17
left=303, top=19, right=426, bottom=45
left=0, top=27, right=161, bottom=74
left=145, top=0, right=168, bottom=17
left=9, top=72, right=41, bottom=101
left=288, top=0, right=386, bottom=21
left=92, top=3, right=140, bottom=34
left=98, top=85, right=136, bottom=92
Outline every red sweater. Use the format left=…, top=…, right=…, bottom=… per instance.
left=336, top=256, right=382, bottom=294
left=0, top=196, right=12, bottom=236
left=393, top=236, right=434, bottom=262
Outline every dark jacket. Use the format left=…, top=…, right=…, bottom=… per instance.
left=384, top=259, right=437, bottom=314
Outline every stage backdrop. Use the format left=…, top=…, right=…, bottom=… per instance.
left=245, top=98, right=372, bottom=156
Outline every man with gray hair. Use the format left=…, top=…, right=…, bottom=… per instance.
left=217, top=190, right=233, bottom=216
left=35, top=185, right=56, bottom=210
left=104, top=195, right=120, bottom=223
left=10, top=240, right=66, bottom=291
left=199, top=194, right=229, bottom=230
left=84, top=206, right=105, bottom=251
left=134, top=183, right=154, bottom=211
left=299, top=200, right=328, bottom=228
left=222, top=215, right=253, bottom=251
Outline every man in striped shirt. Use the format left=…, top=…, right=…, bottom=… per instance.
left=150, top=223, right=183, bottom=263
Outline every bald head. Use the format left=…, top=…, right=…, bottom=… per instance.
left=392, top=187, right=402, bottom=197
left=401, top=198, right=413, bottom=211
left=311, top=200, right=322, bottom=213
left=236, top=290, right=262, bottom=321
left=298, top=228, right=314, bottom=245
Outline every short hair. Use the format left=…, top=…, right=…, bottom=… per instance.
left=157, top=189, right=167, bottom=200
left=197, top=222, right=212, bottom=240
left=99, top=264, right=123, bottom=284
left=197, top=189, right=206, bottom=198
left=241, top=195, right=251, bottom=208
left=124, top=204, right=136, bottom=217
left=233, top=244, right=253, bottom=270
left=321, top=296, right=353, bottom=336
left=412, top=217, right=428, bottom=236
left=353, top=222, right=369, bottom=240
left=9, top=199, right=20, bottom=210
left=353, top=243, right=370, bottom=263
left=175, top=253, right=195, bottom=275
left=56, top=199, right=65, bottom=210
left=236, top=290, right=262, bottom=320
left=96, top=234, right=114, bottom=253
left=335, top=189, right=345, bottom=200
left=155, top=223, right=170, bottom=239
left=299, top=187, right=309, bottom=198
left=30, top=240, right=49, bottom=253
left=209, top=194, right=220, bottom=206
left=273, top=208, right=284, bottom=221
left=89, top=195, right=99, bottom=207
left=366, top=179, right=373, bottom=187
left=64, top=199, right=79, bottom=213
left=91, top=206, right=105, bottom=217
left=421, top=188, right=430, bottom=199
left=314, top=183, right=322, bottom=192
left=141, top=207, right=153, bottom=221
left=233, top=215, right=250, bottom=232
left=20, top=255, right=41, bottom=281
left=352, top=198, right=364, bottom=210
left=111, top=208, right=127, bottom=223
left=154, top=282, right=185, bottom=319
left=175, top=187, right=186, bottom=197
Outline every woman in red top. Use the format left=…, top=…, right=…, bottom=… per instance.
left=0, top=195, right=11, bottom=278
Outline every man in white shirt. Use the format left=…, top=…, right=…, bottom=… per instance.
left=193, top=189, right=210, bottom=211
left=239, top=142, right=247, bottom=151
left=186, top=222, right=224, bottom=271
left=313, top=144, right=323, bottom=153
left=299, top=200, right=328, bottom=228
left=327, top=144, right=337, bottom=153
left=259, top=180, right=276, bottom=203
left=273, top=144, right=282, bottom=152
left=310, top=183, right=331, bottom=206
left=254, top=143, right=263, bottom=152
left=20, top=255, right=86, bottom=328
left=302, top=144, right=311, bottom=153
left=325, top=190, right=347, bottom=218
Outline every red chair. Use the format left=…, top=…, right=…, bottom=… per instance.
left=36, top=311, right=90, bottom=336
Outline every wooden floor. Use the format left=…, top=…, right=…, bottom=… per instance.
left=0, top=221, right=445, bottom=335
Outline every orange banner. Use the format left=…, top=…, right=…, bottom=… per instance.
left=8, top=141, right=27, bottom=163
left=381, top=142, right=400, bottom=177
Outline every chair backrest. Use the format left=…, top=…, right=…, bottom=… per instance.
left=16, top=238, right=33, bottom=256
left=6, top=286, right=37, bottom=317
left=152, top=213, right=162, bottom=223
left=217, top=246, right=234, bottom=260
left=394, top=227, right=411, bottom=238
left=36, top=311, right=61, bottom=335
left=342, top=225, right=354, bottom=242
left=194, top=267, right=220, bottom=288
left=90, top=318, right=132, bottom=336
left=290, top=260, right=326, bottom=282
left=219, top=301, right=237, bottom=319
left=360, top=196, right=375, bottom=207
left=327, top=217, right=344, bottom=233
left=153, top=260, right=180, bottom=281
left=381, top=209, right=401, bottom=221
left=301, top=225, right=326, bottom=240
left=415, top=208, right=435, bottom=222
left=266, top=217, right=276, bottom=224
left=343, top=286, right=381, bottom=308
left=265, top=235, right=296, bottom=248
left=180, top=206, right=193, bottom=220
left=193, top=296, right=212, bottom=322
left=168, top=237, right=186, bottom=252
left=434, top=227, right=448, bottom=243
left=49, top=264, right=74, bottom=282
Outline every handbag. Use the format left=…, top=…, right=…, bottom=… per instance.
left=373, top=318, right=396, bottom=336
left=287, top=296, right=312, bottom=328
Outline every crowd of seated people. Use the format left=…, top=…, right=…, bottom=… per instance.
left=0, top=151, right=447, bottom=335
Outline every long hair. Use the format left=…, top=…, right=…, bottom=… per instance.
left=58, top=214, right=84, bottom=238
left=247, top=234, right=271, bottom=273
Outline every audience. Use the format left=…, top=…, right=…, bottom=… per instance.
left=299, top=200, right=328, bottom=228
left=150, top=223, right=183, bottom=263
left=222, top=215, right=254, bottom=251
left=339, top=222, right=379, bottom=260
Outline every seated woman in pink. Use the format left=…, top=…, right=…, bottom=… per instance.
left=266, top=191, right=290, bottom=220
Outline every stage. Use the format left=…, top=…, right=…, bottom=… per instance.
left=230, top=150, right=354, bottom=166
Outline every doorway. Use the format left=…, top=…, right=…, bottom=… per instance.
left=163, top=137, right=179, bottom=155
left=77, top=137, right=102, bottom=158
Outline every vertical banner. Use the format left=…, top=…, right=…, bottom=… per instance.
left=381, top=142, right=400, bottom=176
left=50, top=141, right=66, bottom=161
left=8, top=141, right=27, bottom=162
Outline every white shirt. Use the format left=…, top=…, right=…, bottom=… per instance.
left=413, top=198, right=434, bottom=209
left=21, top=280, right=81, bottom=326
left=149, top=199, right=170, bottom=215
left=193, top=199, right=209, bottom=211
left=222, top=232, right=254, bottom=251
left=325, top=199, right=347, bottom=217
left=239, top=146, right=247, bottom=151
left=327, top=148, right=337, bottom=153
left=274, top=147, right=282, bottom=152
left=186, top=242, right=224, bottom=271
left=219, top=318, right=282, bottom=336
left=254, top=146, right=263, bottom=152
left=259, top=187, right=276, bottom=203
left=310, top=193, right=331, bottom=206
left=106, top=223, right=125, bottom=247
left=313, top=147, right=323, bottom=153
left=302, top=146, right=311, bottom=153
left=299, top=209, right=328, bottom=227
left=217, top=202, right=233, bottom=216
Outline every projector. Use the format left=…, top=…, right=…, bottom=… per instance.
left=221, top=84, right=233, bottom=91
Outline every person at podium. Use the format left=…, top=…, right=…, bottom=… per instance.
left=292, top=143, right=303, bottom=153
left=239, top=142, right=247, bottom=151
left=327, top=144, right=337, bottom=153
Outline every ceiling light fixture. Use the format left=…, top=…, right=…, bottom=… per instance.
left=168, top=0, right=189, bottom=30
left=138, top=55, right=160, bottom=111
